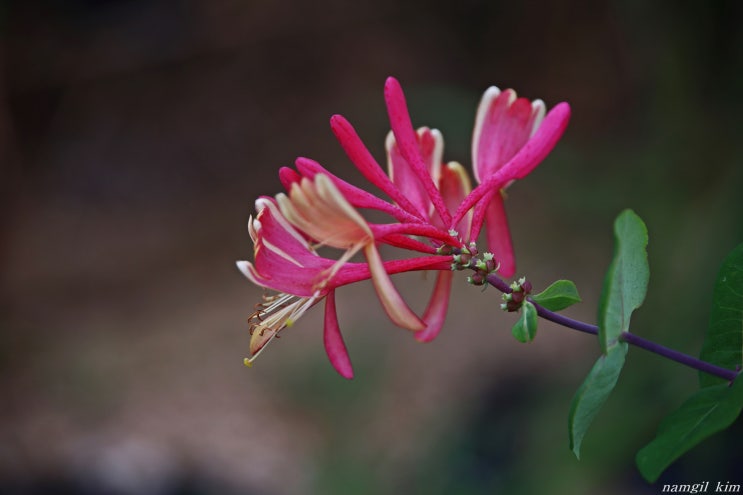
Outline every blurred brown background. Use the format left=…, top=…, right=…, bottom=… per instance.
left=1, top=1, right=742, bottom=494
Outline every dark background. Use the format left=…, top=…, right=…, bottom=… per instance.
left=1, top=1, right=742, bottom=493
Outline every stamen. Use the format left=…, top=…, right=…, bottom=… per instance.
left=244, top=291, right=321, bottom=368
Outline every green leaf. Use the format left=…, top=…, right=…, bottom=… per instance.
left=511, top=302, right=538, bottom=343
left=568, top=344, right=627, bottom=458
left=699, top=243, right=743, bottom=388
left=531, top=280, right=582, bottom=311
left=598, top=209, right=650, bottom=353
left=636, top=377, right=743, bottom=482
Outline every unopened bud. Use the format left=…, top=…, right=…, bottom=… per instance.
left=468, top=272, right=486, bottom=286
left=436, top=244, right=454, bottom=255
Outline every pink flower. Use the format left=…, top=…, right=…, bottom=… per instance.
left=383, top=77, right=571, bottom=278
left=238, top=76, right=570, bottom=377
left=237, top=175, right=456, bottom=378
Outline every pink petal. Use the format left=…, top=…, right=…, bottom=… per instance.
left=324, top=291, right=354, bottom=379
left=415, top=270, right=453, bottom=343
left=375, top=233, right=438, bottom=254
left=371, top=222, right=461, bottom=246
left=279, top=167, right=302, bottom=190
left=330, top=114, right=424, bottom=220
left=452, top=102, right=571, bottom=228
left=386, top=127, right=443, bottom=218
left=483, top=192, right=516, bottom=278
left=363, top=243, right=425, bottom=332
left=244, top=198, right=338, bottom=295
left=472, top=89, right=540, bottom=181
left=328, top=255, right=453, bottom=287
left=384, top=77, right=453, bottom=227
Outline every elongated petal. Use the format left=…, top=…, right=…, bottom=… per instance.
left=375, top=234, right=438, bottom=254
left=363, top=243, right=425, bottom=331
left=371, top=222, right=460, bottom=246
left=415, top=270, right=453, bottom=343
left=330, top=114, right=424, bottom=220
left=384, top=77, right=452, bottom=227
left=483, top=192, right=516, bottom=278
left=323, top=291, right=354, bottom=379
left=386, top=127, right=443, bottom=218
left=328, top=255, right=453, bottom=287
left=452, top=101, right=571, bottom=228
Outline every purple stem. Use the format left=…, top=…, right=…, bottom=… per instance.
left=486, top=274, right=740, bottom=383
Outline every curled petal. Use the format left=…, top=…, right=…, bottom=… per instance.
left=324, top=291, right=354, bottom=379
left=472, top=88, right=546, bottom=182
left=415, top=270, right=453, bottom=343
left=363, top=243, right=425, bottom=332
left=240, top=199, right=334, bottom=296
left=452, top=101, right=571, bottom=228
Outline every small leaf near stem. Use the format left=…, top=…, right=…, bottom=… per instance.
left=531, top=280, right=581, bottom=311
left=511, top=301, right=538, bottom=343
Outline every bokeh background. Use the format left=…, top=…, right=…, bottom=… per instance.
left=2, top=1, right=742, bottom=494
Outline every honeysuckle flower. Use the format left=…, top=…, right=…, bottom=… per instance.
left=238, top=76, right=570, bottom=377
left=237, top=175, right=456, bottom=378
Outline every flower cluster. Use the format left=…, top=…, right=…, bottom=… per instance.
left=237, top=77, right=570, bottom=378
